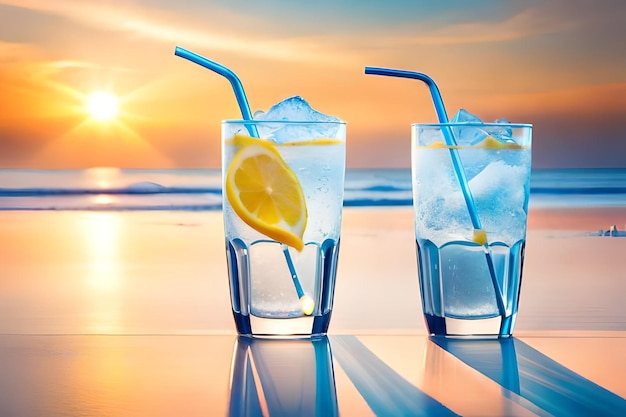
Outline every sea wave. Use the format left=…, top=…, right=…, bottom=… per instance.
left=0, top=183, right=222, bottom=197
left=0, top=168, right=624, bottom=211
left=531, top=187, right=626, bottom=194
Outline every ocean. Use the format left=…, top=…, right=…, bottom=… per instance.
left=0, top=168, right=625, bottom=212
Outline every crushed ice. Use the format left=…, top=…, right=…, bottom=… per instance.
left=252, top=96, right=341, bottom=143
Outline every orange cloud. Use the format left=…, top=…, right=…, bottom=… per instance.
left=393, top=9, right=580, bottom=46
left=0, top=0, right=360, bottom=66
left=470, top=83, right=626, bottom=121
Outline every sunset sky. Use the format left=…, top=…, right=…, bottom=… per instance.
left=0, top=0, right=625, bottom=169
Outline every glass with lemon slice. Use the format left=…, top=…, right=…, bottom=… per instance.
left=412, top=122, right=532, bottom=337
left=222, top=120, right=346, bottom=337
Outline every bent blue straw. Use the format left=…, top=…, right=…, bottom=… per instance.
left=365, top=66, right=506, bottom=328
left=364, top=66, right=482, bottom=230
left=175, top=46, right=312, bottom=315
left=174, top=46, right=258, bottom=138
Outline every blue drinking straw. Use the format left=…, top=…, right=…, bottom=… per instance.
left=365, top=66, right=506, bottom=328
left=174, top=46, right=259, bottom=138
left=175, top=46, right=313, bottom=315
left=364, top=67, right=482, bottom=230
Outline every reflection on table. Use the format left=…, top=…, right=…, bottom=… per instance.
left=229, top=336, right=337, bottom=417
left=227, top=335, right=626, bottom=416
left=0, top=334, right=625, bottom=416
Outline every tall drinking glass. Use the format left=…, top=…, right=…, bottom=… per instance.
left=222, top=120, right=346, bottom=337
left=412, top=123, right=532, bottom=337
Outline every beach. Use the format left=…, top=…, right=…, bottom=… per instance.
left=2, top=205, right=625, bottom=336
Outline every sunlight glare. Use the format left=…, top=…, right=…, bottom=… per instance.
left=84, top=212, right=123, bottom=333
left=86, top=91, right=119, bottom=121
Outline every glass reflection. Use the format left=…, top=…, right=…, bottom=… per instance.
left=228, top=336, right=338, bottom=417
left=429, top=337, right=626, bottom=416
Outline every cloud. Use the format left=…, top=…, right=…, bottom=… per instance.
left=386, top=6, right=582, bottom=46
left=364, top=0, right=626, bottom=47
left=4, top=0, right=625, bottom=59
left=0, top=40, right=39, bottom=61
left=0, top=0, right=361, bottom=65
left=486, top=82, right=626, bottom=117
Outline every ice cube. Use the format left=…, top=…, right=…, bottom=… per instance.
left=253, top=96, right=341, bottom=142
left=451, top=108, right=482, bottom=124
left=486, top=118, right=513, bottom=143
left=468, top=160, right=529, bottom=243
left=254, top=96, right=339, bottom=123
left=450, top=109, right=515, bottom=146
left=451, top=109, right=489, bottom=146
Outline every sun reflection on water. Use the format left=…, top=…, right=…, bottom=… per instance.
left=91, top=194, right=117, bottom=207
left=84, top=212, right=124, bottom=333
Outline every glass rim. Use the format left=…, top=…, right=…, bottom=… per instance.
left=412, top=122, right=532, bottom=128
left=222, top=119, right=346, bottom=125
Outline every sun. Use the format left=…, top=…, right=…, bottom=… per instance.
left=85, top=91, right=119, bottom=121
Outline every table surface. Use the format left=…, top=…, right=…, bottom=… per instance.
left=2, top=210, right=626, bottom=416
left=1, top=332, right=625, bottom=417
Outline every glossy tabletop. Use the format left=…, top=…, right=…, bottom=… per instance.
left=1, top=209, right=625, bottom=416
left=1, top=333, right=625, bottom=416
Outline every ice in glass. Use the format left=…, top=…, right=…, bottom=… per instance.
left=412, top=111, right=532, bottom=337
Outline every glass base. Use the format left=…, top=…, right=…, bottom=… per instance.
left=233, top=311, right=332, bottom=338
left=227, top=237, right=339, bottom=339
left=424, top=313, right=516, bottom=339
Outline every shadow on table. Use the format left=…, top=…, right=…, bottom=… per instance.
left=331, top=335, right=459, bottom=417
left=228, top=336, right=338, bottom=417
left=430, top=337, right=626, bottom=417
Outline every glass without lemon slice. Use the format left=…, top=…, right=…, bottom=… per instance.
left=225, top=134, right=308, bottom=251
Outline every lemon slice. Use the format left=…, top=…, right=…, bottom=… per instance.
left=425, top=137, right=526, bottom=149
left=476, top=136, right=525, bottom=150
left=472, top=229, right=487, bottom=245
left=225, top=135, right=307, bottom=251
